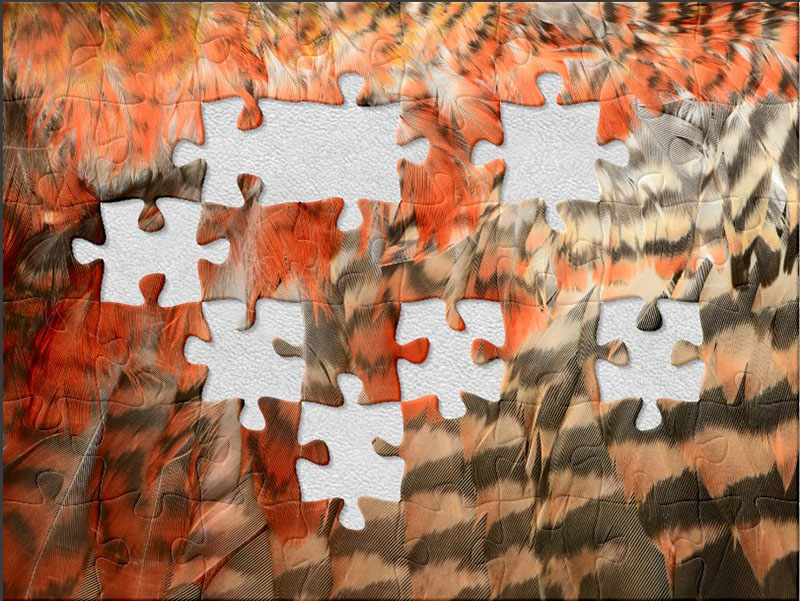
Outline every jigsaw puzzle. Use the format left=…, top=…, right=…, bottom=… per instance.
left=3, top=2, right=798, bottom=600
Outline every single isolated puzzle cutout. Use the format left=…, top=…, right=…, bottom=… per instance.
left=595, top=298, right=704, bottom=429
left=396, top=298, right=504, bottom=418
left=472, top=73, right=629, bottom=230
left=72, top=199, right=229, bottom=305
left=297, top=374, right=405, bottom=529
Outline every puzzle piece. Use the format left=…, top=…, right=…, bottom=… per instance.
left=400, top=493, right=492, bottom=601
left=373, top=395, right=476, bottom=512
left=173, top=492, right=342, bottom=600
left=3, top=395, right=107, bottom=509
left=389, top=8, right=507, bottom=253
left=640, top=472, right=764, bottom=598
left=367, top=195, right=610, bottom=348
left=459, top=392, right=532, bottom=505
left=477, top=497, right=538, bottom=598
left=3, top=496, right=100, bottom=599
left=93, top=491, right=193, bottom=598
left=261, top=498, right=341, bottom=599
left=4, top=198, right=105, bottom=303
left=395, top=90, right=506, bottom=251
left=72, top=199, right=229, bottom=305
left=91, top=273, right=210, bottom=408
left=471, top=287, right=628, bottom=410
left=169, top=475, right=273, bottom=598
left=196, top=173, right=344, bottom=328
left=242, top=396, right=329, bottom=508
left=328, top=497, right=413, bottom=599
left=272, top=296, right=429, bottom=406
left=166, top=396, right=338, bottom=599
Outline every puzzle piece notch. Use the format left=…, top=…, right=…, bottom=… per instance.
left=132, top=156, right=207, bottom=233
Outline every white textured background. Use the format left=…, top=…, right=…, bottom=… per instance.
left=74, top=73, right=705, bottom=528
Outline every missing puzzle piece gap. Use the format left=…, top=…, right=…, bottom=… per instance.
left=185, top=298, right=305, bottom=419
left=172, top=73, right=428, bottom=213
left=595, top=298, right=704, bottom=431
left=72, top=198, right=229, bottom=306
left=297, top=375, right=404, bottom=530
